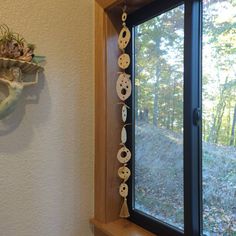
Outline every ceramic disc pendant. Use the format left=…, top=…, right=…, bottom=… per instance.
left=119, top=183, right=128, bottom=198
left=117, top=146, right=131, bottom=164
left=118, top=26, right=131, bottom=50
left=116, top=73, right=131, bottom=101
left=122, top=12, right=127, bottom=22
left=122, top=105, right=127, bottom=122
left=118, top=166, right=131, bottom=182
left=118, top=53, right=130, bottom=69
left=121, top=126, right=127, bottom=144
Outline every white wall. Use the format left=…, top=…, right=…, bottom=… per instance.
left=0, top=1, right=94, bottom=236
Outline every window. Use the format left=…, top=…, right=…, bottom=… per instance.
left=202, top=0, right=236, bottom=235
left=127, top=0, right=236, bottom=235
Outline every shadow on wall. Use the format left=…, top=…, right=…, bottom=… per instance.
left=0, top=72, right=51, bottom=151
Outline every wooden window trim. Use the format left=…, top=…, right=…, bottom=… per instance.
left=92, top=1, right=156, bottom=235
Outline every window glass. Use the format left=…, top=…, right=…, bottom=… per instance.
left=134, top=4, right=185, bottom=230
left=202, top=0, right=236, bottom=235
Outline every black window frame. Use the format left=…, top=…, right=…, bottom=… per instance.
left=126, top=0, right=202, bottom=235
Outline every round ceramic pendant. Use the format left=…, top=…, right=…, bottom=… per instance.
left=118, top=166, right=131, bottom=181
left=119, top=183, right=128, bottom=198
left=122, top=12, right=127, bottom=22
left=117, top=146, right=131, bottom=164
left=118, top=53, right=130, bottom=69
left=118, top=26, right=131, bottom=50
left=122, top=105, right=127, bottom=122
left=116, top=73, right=131, bottom=101
left=121, top=126, right=127, bottom=144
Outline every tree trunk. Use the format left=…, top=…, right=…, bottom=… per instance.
left=215, top=101, right=226, bottom=143
left=230, top=104, right=236, bottom=146
left=208, top=76, right=229, bottom=143
left=153, top=71, right=159, bottom=127
left=153, top=37, right=161, bottom=127
left=135, top=85, right=139, bottom=121
left=171, top=76, right=177, bottom=131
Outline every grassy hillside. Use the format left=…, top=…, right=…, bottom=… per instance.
left=135, top=122, right=236, bottom=235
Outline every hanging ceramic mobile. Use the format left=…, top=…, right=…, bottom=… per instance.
left=116, top=3, right=132, bottom=218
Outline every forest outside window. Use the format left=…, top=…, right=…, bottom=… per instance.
left=127, top=0, right=236, bottom=235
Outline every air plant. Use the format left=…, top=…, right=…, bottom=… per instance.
left=0, top=24, right=35, bottom=62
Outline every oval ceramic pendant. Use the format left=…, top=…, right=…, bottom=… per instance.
left=122, top=12, right=127, bottom=22
left=117, top=146, right=131, bottom=164
left=122, top=105, right=127, bottom=122
left=118, top=27, right=131, bottom=50
left=116, top=73, right=131, bottom=101
left=118, top=166, right=131, bottom=181
left=119, top=183, right=128, bottom=198
left=118, top=53, right=130, bottom=69
left=121, top=126, right=127, bottom=144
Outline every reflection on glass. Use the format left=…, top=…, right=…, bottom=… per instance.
left=134, top=5, right=184, bottom=230
left=202, top=0, right=236, bottom=235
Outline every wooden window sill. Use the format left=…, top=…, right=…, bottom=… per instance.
left=90, top=218, right=156, bottom=236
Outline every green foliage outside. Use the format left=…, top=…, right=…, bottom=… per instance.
left=134, top=0, right=236, bottom=235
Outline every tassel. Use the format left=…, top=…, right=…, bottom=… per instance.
left=120, top=198, right=130, bottom=218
